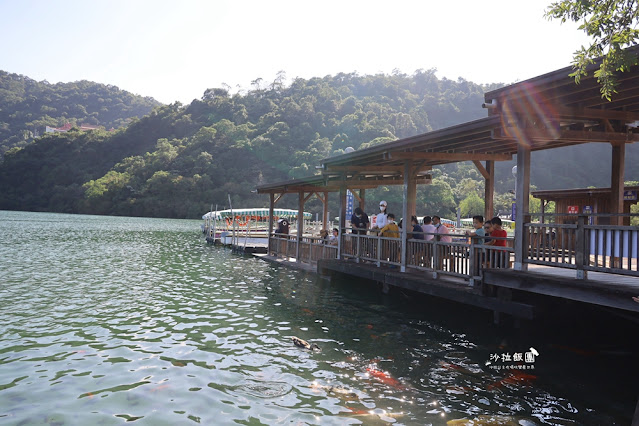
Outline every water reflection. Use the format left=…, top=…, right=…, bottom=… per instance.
left=0, top=211, right=635, bottom=424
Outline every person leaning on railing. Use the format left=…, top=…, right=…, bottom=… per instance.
left=273, top=218, right=290, bottom=257
left=379, top=213, right=400, bottom=238
left=350, top=207, right=369, bottom=235
left=485, top=217, right=508, bottom=268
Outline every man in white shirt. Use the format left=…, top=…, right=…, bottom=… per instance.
left=421, top=216, right=436, bottom=241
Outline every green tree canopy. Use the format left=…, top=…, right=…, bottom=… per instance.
left=545, top=0, right=639, bottom=99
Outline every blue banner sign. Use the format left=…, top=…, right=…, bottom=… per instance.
left=346, top=190, right=354, bottom=217
left=583, top=205, right=593, bottom=225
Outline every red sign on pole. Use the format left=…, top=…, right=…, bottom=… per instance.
left=567, top=205, right=579, bottom=214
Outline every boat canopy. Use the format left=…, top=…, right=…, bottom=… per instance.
left=460, top=217, right=514, bottom=228
left=202, top=208, right=312, bottom=220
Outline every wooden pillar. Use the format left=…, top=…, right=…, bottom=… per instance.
left=296, top=191, right=304, bottom=262
left=484, top=160, right=494, bottom=221
left=322, top=191, right=329, bottom=231
left=514, top=145, right=531, bottom=271
left=611, top=143, right=625, bottom=226
left=268, top=193, right=275, bottom=253
left=474, top=160, right=494, bottom=222
left=337, top=184, right=347, bottom=259
left=575, top=214, right=588, bottom=279
left=407, top=178, right=417, bottom=219
left=401, top=161, right=410, bottom=272
left=540, top=198, right=546, bottom=224
left=359, top=188, right=366, bottom=212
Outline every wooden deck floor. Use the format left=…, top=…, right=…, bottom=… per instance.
left=483, top=265, right=639, bottom=313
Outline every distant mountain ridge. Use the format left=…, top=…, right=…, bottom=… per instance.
left=0, top=70, right=162, bottom=156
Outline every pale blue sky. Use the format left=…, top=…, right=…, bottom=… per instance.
left=0, top=0, right=591, bottom=104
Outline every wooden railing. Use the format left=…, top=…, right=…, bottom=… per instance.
left=526, top=223, right=578, bottom=268
left=341, top=234, right=402, bottom=267
left=267, top=216, right=637, bottom=281
left=524, top=215, right=639, bottom=277
left=268, top=234, right=338, bottom=265
left=586, top=225, right=639, bottom=275
left=341, top=232, right=513, bottom=281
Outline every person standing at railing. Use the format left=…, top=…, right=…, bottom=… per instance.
left=433, top=216, right=452, bottom=271
left=465, top=215, right=485, bottom=239
left=379, top=213, right=400, bottom=265
left=274, top=219, right=290, bottom=258
left=409, top=216, right=424, bottom=240
left=328, top=228, right=339, bottom=246
left=380, top=214, right=400, bottom=238
left=350, top=207, right=370, bottom=259
left=372, top=201, right=389, bottom=230
left=420, top=216, right=436, bottom=267
left=409, top=216, right=424, bottom=266
left=433, top=216, right=452, bottom=243
left=465, top=215, right=485, bottom=275
left=487, top=217, right=508, bottom=268
left=275, top=218, right=290, bottom=235
left=422, top=216, right=436, bottom=242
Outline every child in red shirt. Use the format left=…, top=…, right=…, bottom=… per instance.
left=487, top=217, right=508, bottom=267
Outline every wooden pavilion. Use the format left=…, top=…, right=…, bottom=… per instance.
left=258, top=45, right=639, bottom=275
left=255, top=48, right=639, bottom=422
left=256, top=46, right=639, bottom=320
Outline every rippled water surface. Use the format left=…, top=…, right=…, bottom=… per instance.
left=0, top=211, right=636, bottom=425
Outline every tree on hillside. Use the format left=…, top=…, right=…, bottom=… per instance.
left=545, top=0, right=639, bottom=99
left=459, top=193, right=484, bottom=217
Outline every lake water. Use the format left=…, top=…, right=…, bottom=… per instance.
left=0, top=211, right=636, bottom=425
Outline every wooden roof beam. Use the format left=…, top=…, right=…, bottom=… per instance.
left=500, top=105, right=639, bottom=122
left=313, top=192, right=327, bottom=204
left=388, top=151, right=512, bottom=161
left=282, top=177, right=433, bottom=192
left=494, top=128, right=639, bottom=143
left=303, top=192, right=315, bottom=203
left=323, top=165, right=432, bottom=174
left=556, top=106, right=639, bottom=122
left=347, top=188, right=363, bottom=203
left=473, top=160, right=491, bottom=180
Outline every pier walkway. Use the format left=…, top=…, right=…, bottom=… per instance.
left=252, top=46, right=639, bottom=421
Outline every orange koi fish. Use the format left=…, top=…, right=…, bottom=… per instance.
left=366, top=368, right=402, bottom=389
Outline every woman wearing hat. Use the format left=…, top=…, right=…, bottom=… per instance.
left=374, top=200, right=389, bottom=230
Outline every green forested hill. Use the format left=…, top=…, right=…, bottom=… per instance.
left=0, top=71, right=161, bottom=156
left=0, top=70, right=637, bottom=220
